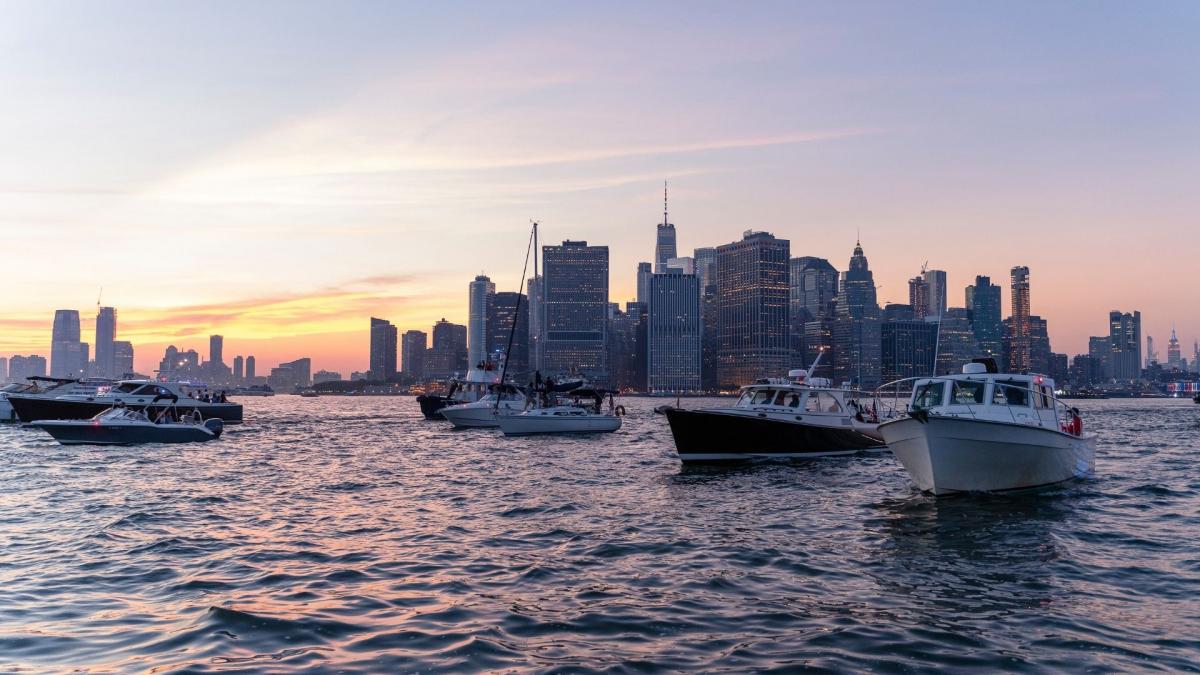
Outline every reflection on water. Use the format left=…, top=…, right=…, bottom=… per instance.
left=0, top=397, right=1197, bottom=671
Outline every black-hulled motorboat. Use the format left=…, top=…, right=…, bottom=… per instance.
left=8, top=379, right=242, bottom=424
left=28, top=399, right=223, bottom=445
left=664, top=357, right=886, bottom=462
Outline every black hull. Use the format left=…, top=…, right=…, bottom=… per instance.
left=417, top=394, right=453, bottom=420
left=665, top=408, right=885, bottom=462
left=10, top=397, right=243, bottom=424
left=29, top=422, right=221, bottom=445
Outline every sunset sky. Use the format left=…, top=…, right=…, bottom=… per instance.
left=1, top=1, right=1196, bottom=376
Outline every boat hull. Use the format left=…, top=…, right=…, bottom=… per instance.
left=664, top=408, right=886, bottom=462
left=440, top=403, right=525, bottom=428
left=497, top=414, right=621, bottom=436
left=9, top=396, right=243, bottom=424
left=417, top=394, right=454, bottom=420
left=0, top=398, right=15, bottom=423
left=880, top=416, right=1095, bottom=495
left=28, top=420, right=222, bottom=445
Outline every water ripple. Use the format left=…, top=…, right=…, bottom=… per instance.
left=0, top=397, right=1198, bottom=671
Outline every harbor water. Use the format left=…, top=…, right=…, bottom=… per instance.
left=1, top=397, right=1198, bottom=672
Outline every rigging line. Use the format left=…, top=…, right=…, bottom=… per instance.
left=496, top=221, right=537, bottom=410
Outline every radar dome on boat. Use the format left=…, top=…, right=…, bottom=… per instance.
left=787, top=369, right=808, bottom=380
left=962, top=362, right=988, bottom=374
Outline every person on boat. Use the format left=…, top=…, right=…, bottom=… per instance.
left=1065, top=408, right=1083, bottom=436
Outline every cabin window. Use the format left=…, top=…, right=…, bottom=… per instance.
left=992, top=380, right=1029, bottom=407
left=1035, top=385, right=1053, bottom=409
left=806, top=391, right=842, bottom=413
left=783, top=392, right=803, bottom=408
left=133, top=385, right=163, bottom=396
left=951, top=381, right=986, bottom=404
left=736, top=391, right=754, bottom=407
left=116, top=383, right=142, bottom=393
left=750, top=389, right=776, bottom=406
left=912, top=382, right=945, bottom=410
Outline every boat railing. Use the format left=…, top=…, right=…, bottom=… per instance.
left=875, top=376, right=1079, bottom=432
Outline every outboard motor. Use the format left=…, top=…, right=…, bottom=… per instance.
left=203, top=418, right=224, bottom=438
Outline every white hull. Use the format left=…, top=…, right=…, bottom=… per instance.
left=497, top=414, right=621, bottom=436
left=881, top=416, right=1095, bottom=495
left=0, top=398, right=15, bottom=422
left=440, top=401, right=526, bottom=428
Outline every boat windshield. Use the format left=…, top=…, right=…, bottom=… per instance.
left=96, top=408, right=150, bottom=423
left=912, top=382, right=945, bottom=410
left=950, top=380, right=987, bottom=405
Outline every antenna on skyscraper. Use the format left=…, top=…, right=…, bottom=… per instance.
left=96, top=287, right=103, bottom=313
left=663, top=180, right=669, bottom=227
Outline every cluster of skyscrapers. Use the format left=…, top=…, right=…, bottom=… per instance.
left=373, top=186, right=1194, bottom=394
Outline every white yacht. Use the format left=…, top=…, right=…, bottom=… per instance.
left=417, top=363, right=507, bottom=420
left=439, top=384, right=529, bottom=428
left=663, top=356, right=888, bottom=462
left=8, top=379, right=243, bottom=424
left=496, top=388, right=623, bottom=436
left=878, top=361, right=1096, bottom=495
left=1, top=377, right=110, bottom=422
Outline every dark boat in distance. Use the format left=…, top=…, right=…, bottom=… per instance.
left=8, top=379, right=243, bottom=424
left=664, top=355, right=887, bottom=462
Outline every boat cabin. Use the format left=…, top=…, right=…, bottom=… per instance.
left=734, top=378, right=877, bottom=422
left=906, top=363, right=1068, bottom=431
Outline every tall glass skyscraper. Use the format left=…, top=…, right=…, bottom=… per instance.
left=1008, top=266, right=1032, bottom=372
left=715, top=231, right=790, bottom=389
left=50, top=309, right=83, bottom=378
left=369, top=317, right=397, bottom=380
left=468, top=274, right=495, bottom=367
left=924, top=269, right=947, bottom=318
left=647, top=272, right=701, bottom=392
left=401, top=330, right=427, bottom=378
left=694, top=247, right=718, bottom=391
left=833, top=241, right=882, bottom=390
left=790, top=256, right=839, bottom=371
left=488, top=291, right=529, bottom=376
left=1108, top=310, right=1142, bottom=382
left=542, top=240, right=609, bottom=381
left=95, top=306, right=116, bottom=378
left=636, top=262, right=652, bottom=304
left=965, top=275, right=1003, bottom=360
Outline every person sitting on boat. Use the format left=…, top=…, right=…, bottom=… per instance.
left=1064, top=407, right=1083, bottom=436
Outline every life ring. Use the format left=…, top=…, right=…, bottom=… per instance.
left=614, top=405, right=626, bottom=416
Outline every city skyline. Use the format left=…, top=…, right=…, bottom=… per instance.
left=2, top=2, right=1196, bottom=375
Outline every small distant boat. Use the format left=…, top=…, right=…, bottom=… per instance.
left=1194, top=393, right=1200, bottom=404
left=878, top=360, right=1096, bottom=495
left=496, top=388, right=623, bottom=436
left=299, top=390, right=319, bottom=398
left=233, top=385, right=275, bottom=397
left=27, top=399, right=223, bottom=445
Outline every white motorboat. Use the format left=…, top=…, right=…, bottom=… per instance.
left=496, top=388, right=623, bottom=436
left=8, top=379, right=243, bottom=424
left=417, top=362, right=508, bottom=420
left=439, top=384, right=529, bottom=428
left=1, top=377, right=110, bottom=422
left=878, top=361, right=1096, bottom=495
left=28, top=403, right=223, bottom=445
left=663, top=352, right=888, bottom=462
